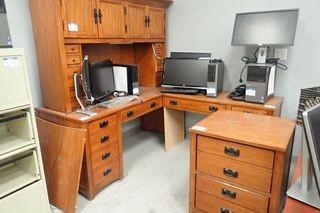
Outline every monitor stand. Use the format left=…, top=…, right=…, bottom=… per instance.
left=287, top=130, right=320, bottom=209
left=257, top=46, right=268, bottom=63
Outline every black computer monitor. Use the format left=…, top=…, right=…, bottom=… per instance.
left=162, top=58, right=209, bottom=89
left=232, top=9, right=299, bottom=46
left=303, top=104, right=320, bottom=197
left=90, top=60, right=115, bottom=102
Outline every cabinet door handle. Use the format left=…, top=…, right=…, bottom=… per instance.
left=100, top=135, right=110, bottom=143
left=98, top=9, right=103, bottom=23
left=127, top=110, right=134, bottom=117
left=99, top=120, right=108, bottom=128
left=144, top=16, right=148, bottom=27
left=147, top=16, right=150, bottom=27
left=223, top=168, right=238, bottom=178
left=103, top=168, right=112, bottom=176
left=170, top=100, right=177, bottom=106
left=209, top=105, right=218, bottom=112
left=221, top=189, right=237, bottom=199
left=102, top=152, right=111, bottom=160
left=221, top=208, right=232, bottom=213
left=224, top=147, right=240, bottom=157
left=94, top=9, right=98, bottom=24
left=150, top=102, right=156, bottom=108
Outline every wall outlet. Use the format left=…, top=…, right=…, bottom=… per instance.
left=274, top=48, right=288, bottom=61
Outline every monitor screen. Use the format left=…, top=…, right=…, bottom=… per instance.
left=232, top=9, right=299, bottom=46
left=303, top=104, right=320, bottom=197
left=90, top=60, right=115, bottom=101
left=162, top=58, right=209, bottom=88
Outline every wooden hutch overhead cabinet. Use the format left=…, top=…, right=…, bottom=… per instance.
left=62, top=0, right=166, bottom=39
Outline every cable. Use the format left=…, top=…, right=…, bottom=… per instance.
left=239, top=64, right=247, bottom=83
left=151, top=43, right=162, bottom=60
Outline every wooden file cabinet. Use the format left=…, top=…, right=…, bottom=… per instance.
left=189, top=110, right=296, bottom=213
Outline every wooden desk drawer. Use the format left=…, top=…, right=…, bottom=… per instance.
left=163, top=97, right=226, bottom=114
left=89, top=125, right=118, bottom=153
left=232, top=106, right=268, bottom=115
left=197, top=136, right=274, bottom=169
left=196, top=174, right=269, bottom=212
left=197, top=151, right=272, bottom=193
left=196, top=191, right=255, bottom=213
left=66, top=55, right=81, bottom=66
left=93, top=155, right=120, bottom=187
left=88, top=115, right=117, bottom=135
left=65, top=44, right=80, bottom=54
left=121, top=98, right=162, bottom=123
left=91, top=140, right=119, bottom=170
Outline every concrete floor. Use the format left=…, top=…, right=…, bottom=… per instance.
left=75, top=131, right=189, bottom=213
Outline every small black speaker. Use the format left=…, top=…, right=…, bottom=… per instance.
left=127, top=65, right=140, bottom=95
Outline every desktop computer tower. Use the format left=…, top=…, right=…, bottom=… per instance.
left=245, top=63, right=276, bottom=104
left=113, top=64, right=140, bottom=96
left=127, top=65, right=140, bottom=95
left=206, top=61, right=224, bottom=97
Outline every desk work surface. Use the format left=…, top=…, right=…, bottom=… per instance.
left=36, top=87, right=284, bottom=125
left=190, top=110, right=296, bottom=152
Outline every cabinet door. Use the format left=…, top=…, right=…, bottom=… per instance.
left=148, top=6, right=165, bottom=38
left=62, top=0, right=98, bottom=38
left=97, top=0, right=126, bottom=38
left=125, top=2, right=148, bottom=38
left=36, top=117, right=86, bottom=212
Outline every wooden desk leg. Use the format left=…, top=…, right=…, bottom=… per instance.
left=164, top=108, right=185, bottom=151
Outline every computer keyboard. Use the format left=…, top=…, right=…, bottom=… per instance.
left=97, top=95, right=138, bottom=108
left=161, top=88, right=199, bottom=95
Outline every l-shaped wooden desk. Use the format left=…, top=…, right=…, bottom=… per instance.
left=35, top=87, right=283, bottom=212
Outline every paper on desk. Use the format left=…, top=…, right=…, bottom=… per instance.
left=113, top=66, right=128, bottom=93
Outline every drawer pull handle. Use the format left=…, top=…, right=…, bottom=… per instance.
left=102, top=152, right=111, bottom=160
left=127, top=110, right=134, bottom=117
left=223, top=168, right=238, bottom=178
left=221, top=189, right=237, bottom=199
left=170, top=100, right=177, bottom=105
left=150, top=102, right=156, bottom=108
left=221, top=208, right=232, bottom=213
left=100, top=135, right=110, bottom=143
left=224, top=147, right=240, bottom=157
left=209, top=105, right=218, bottom=112
left=103, top=168, right=112, bottom=176
left=99, top=120, right=108, bottom=128
left=71, top=48, right=75, bottom=51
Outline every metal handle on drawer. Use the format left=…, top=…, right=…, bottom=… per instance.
left=221, top=188, right=237, bottom=199
left=99, top=120, right=108, bottom=128
left=170, top=100, right=177, bottom=105
left=100, top=135, right=110, bottom=143
left=224, top=147, right=240, bottom=157
left=102, top=152, right=111, bottom=160
left=208, top=105, right=218, bottom=112
left=221, top=208, right=232, bottom=213
left=150, top=102, right=156, bottom=108
left=103, top=168, right=112, bottom=176
left=127, top=110, right=134, bottom=117
left=223, top=168, right=238, bottom=178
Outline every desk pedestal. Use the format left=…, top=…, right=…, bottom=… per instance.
left=164, top=108, right=184, bottom=151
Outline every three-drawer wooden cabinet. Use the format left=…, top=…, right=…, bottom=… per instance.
left=189, top=110, right=296, bottom=213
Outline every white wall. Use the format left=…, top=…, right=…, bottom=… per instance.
left=5, top=0, right=42, bottom=107
left=167, top=0, right=320, bottom=119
